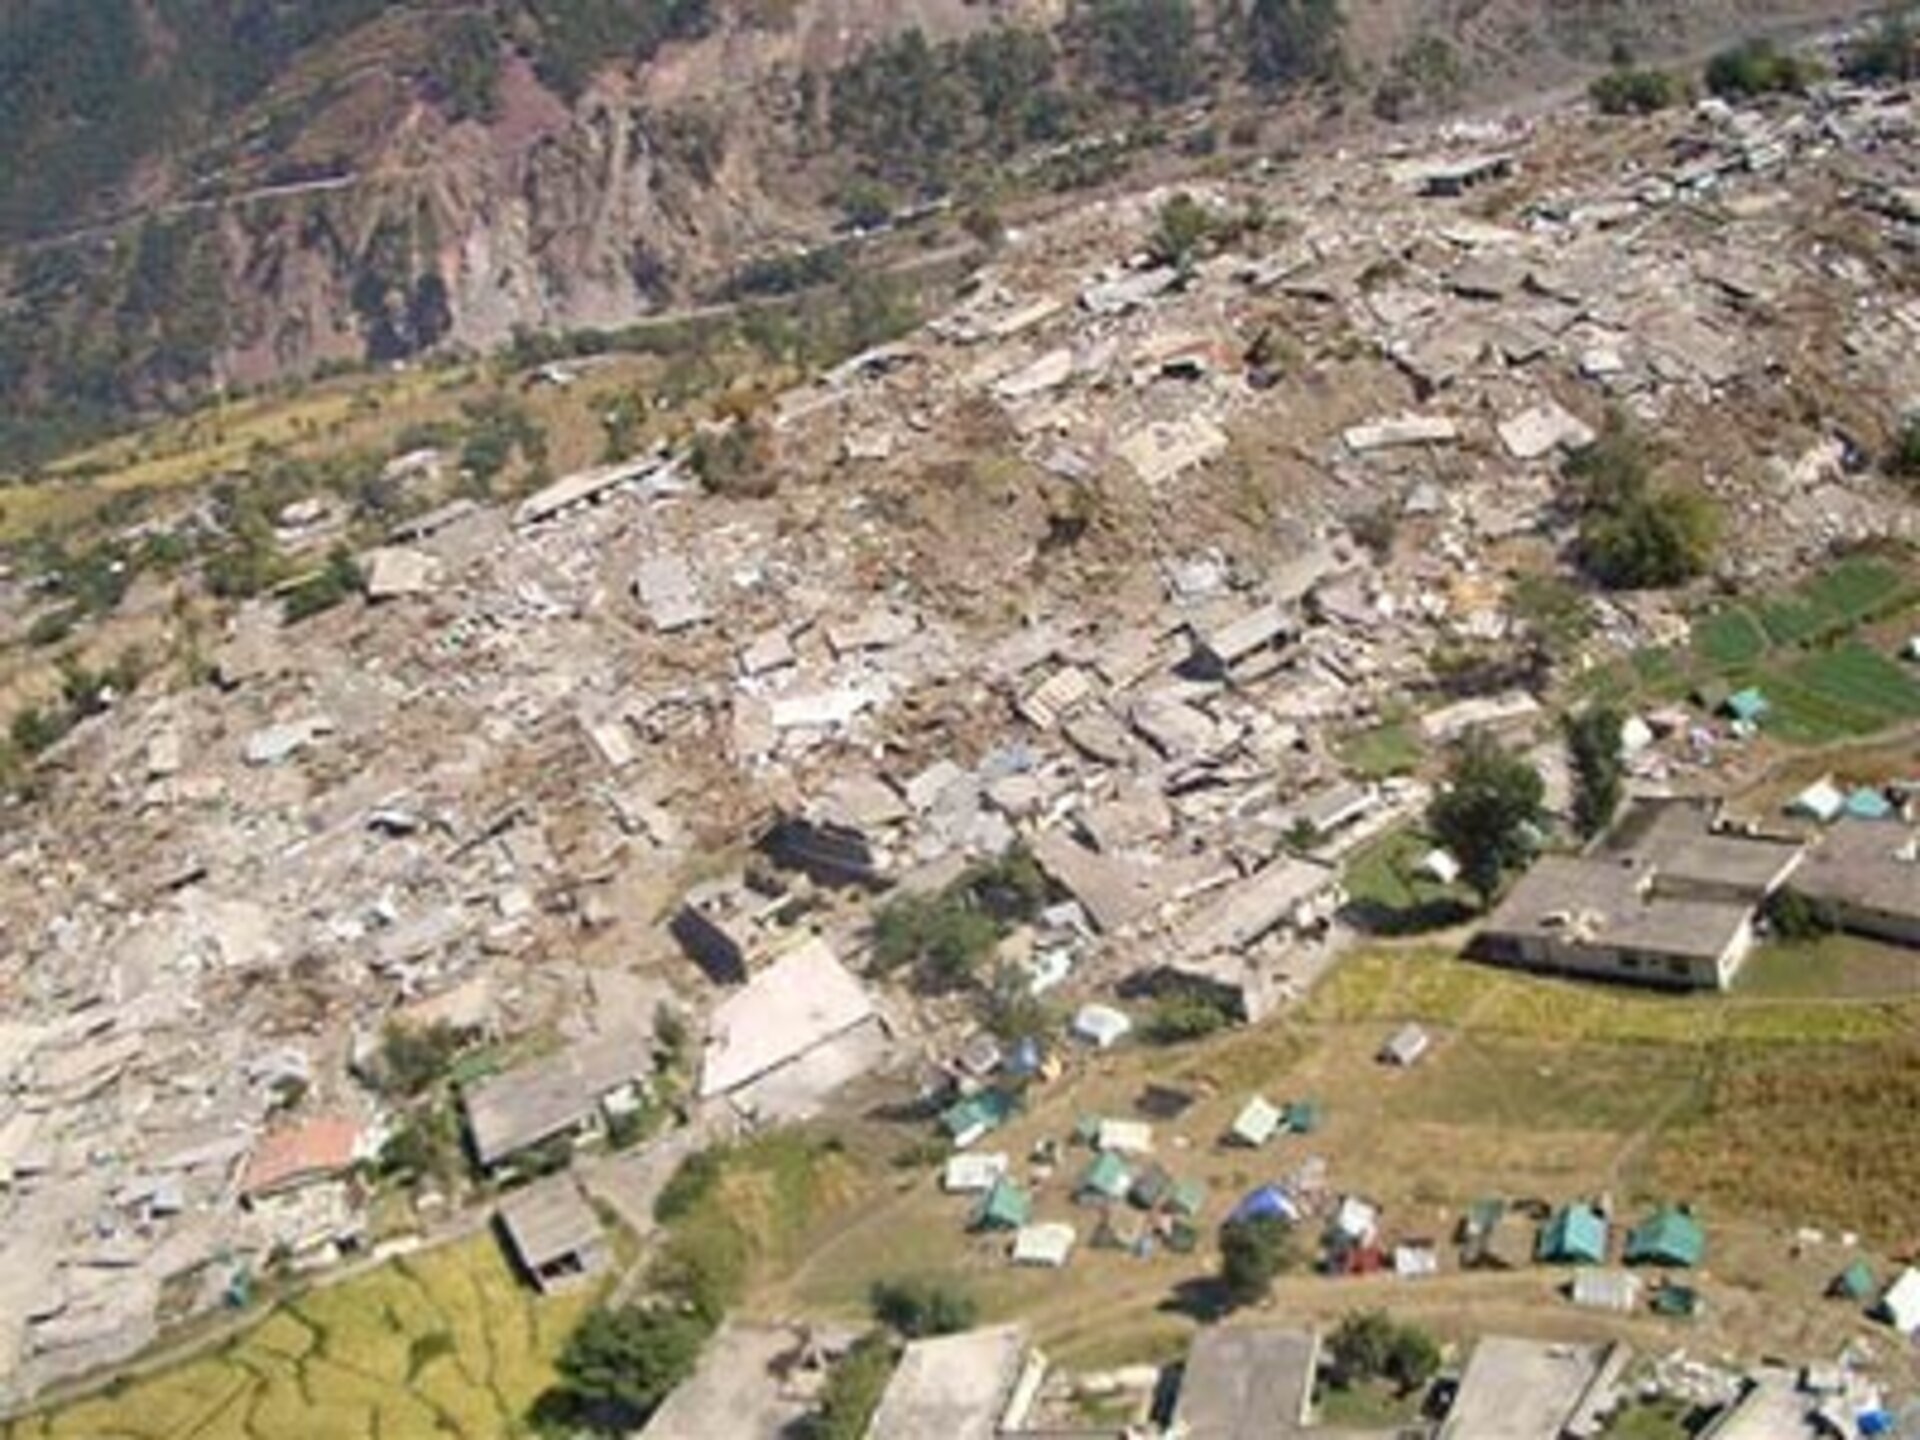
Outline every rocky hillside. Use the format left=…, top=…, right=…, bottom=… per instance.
left=0, top=0, right=1876, bottom=467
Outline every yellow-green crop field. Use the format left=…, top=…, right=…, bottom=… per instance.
left=7, top=1234, right=597, bottom=1440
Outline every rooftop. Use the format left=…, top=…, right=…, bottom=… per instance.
left=496, top=1175, right=602, bottom=1275
left=641, top=1323, right=850, bottom=1440
left=1792, top=820, right=1920, bottom=919
left=864, top=1324, right=1031, bottom=1440
left=697, top=935, right=877, bottom=1099
left=1172, top=1326, right=1319, bottom=1439
left=239, top=1117, right=360, bottom=1199
left=1609, top=801, right=1803, bottom=898
left=1484, top=855, right=1755, bottom=963
left=463, top=1030, right=648, bottom=1168
left=1440, top=1336, right=1615, bottom=1440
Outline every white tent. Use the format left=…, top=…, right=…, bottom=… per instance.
left=1012, top=1223, right=1076, bottom=1268
left=1230, top=1096, right=1283, bottom=1148
left=1071, top=1004, right=1132, bottom=1050
left=1879, top=1267, right=1920, bottom=1335
left=1096, top=1119, right=1154, bottom=1155
left=942, top=1153, right=1009, bottom=1194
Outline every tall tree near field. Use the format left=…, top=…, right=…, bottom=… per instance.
left=1246, top=0, right=1344, bottom=88
left=1565, top=704, right=1626, bottom=840
left=1426, top=731, right=1545, bottom=907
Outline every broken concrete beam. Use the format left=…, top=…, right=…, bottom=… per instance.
left=1342, top=416, right=1460, bottom=454
left=993, top=349, right=1075, bottom=402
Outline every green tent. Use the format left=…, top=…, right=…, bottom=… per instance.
left=1168, top=1177, right=1208, bottom=1220
left=1077, top=1151, right=1131, bottom=1203
left=1128, top=1164, right=1174, bottom=1211
left=1652, top=1283, right=1700, bottom=1318
left=942, top=1089, right=1015, bottom=1146
left=1832, top=1258, right=1877, bottom=1302
left=1625, top=1207, right=1705, bottom=1268
left=974, top=1177, right=1032, bottom=1232
left=1284, top=1100, right=1322, bottom=1135
left=1463, top=1198, right=1506, bottom=1243
left=1538, top=1203, right=1608, bottom=1265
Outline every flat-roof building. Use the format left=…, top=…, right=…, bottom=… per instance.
left=496, top=1176, right=607, bottom=1292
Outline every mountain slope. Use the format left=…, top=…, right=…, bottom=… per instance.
left=0, top=0, right=1876, bottom=469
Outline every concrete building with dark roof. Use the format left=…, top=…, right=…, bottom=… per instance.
left=495, top=1176, right=607, bottom=1292
left=1172, top=1326, right=1320, bottom=1439
left=1789, top=820, right=1920, bottom=946
left=461, top=1030, right=650, bottom=1172
left=1475, top=854, right=1760, bottom=989
left=1475, top=801, right=1805, bottom=991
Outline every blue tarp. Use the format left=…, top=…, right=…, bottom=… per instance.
left=1230, top=1185, right=1300, bottom=1225
left=1007, top=1037, right=1044, bottom=1076
left=1847, top=788, right=1896, bottom=821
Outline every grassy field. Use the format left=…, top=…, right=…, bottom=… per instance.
left=1736, top=934, right=1920, bottom=1000
left=755, top=941, right=1920, bottom=1382
left=1337, top=721, right=1424, bottom=780
left=1601, top=557, right=1920, bottom=742
left=1341, top=826, right=1473, bottom=936
left=5, top=1234, right=600, bottom=1440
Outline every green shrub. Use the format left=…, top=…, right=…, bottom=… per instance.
left=871, top=1277, right=977, bottom=1337
left=1705, top=39, right=1818, bottom=97
left=1590, top=66, right=1681, bottom=114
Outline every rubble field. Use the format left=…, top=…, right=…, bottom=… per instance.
left=1, top=39, right=1919, bottom=1433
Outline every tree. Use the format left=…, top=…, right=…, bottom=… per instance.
left=1147, top=993, right=1231, bottom=1043
left=1889, top=415, right=1920, bottom=482
left=549, top=1304, right=709, bottom=1430
left=1327, top=1309, right=1397, bottom=1383
left=1246, top=0, right=1344, bottom=89
left=1150, top=192, right=1215, bottom=272
left=1844, top=12, right=1919, bottom=82
left=1509, top=572, right=1594, bottom=662
left=1590, top=65, right=1681, bottom=114
left=377, top=1021, right=466, bottom=1097
left=871, top=1277, right=978, bottom=1338
left=1566, top=415, right=1717, bottom=590
left=1564, top=704, right=1625, bottom=840
left=1578, top=485, right=1718, bottom=590
left=1385, top=1325, right=1442, bottom=1394
left=1704, top=39, right=1818, bottom=98
left=1219, top=1216, right=1297, bottom=1306
left=801, top=1331, right=901, bottom=1439
left=1426, top=732, right=1544, bottom=907
left=1087, top=0, right=1200, bottom=105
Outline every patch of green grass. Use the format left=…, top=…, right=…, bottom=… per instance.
left=1630, top=644, right=1692, bottom=697
left=1316, top=1381, right=1423, bottom=1427
left=1692, top=607, right=1767, bottom=670
left=1388, top=1036, right=1700, bottom=1133
left=1602, top=1397, right=1699, bottom=1439
left=1736, top=935, right=1920, bottom=1000
left=1341, top=827, right=1473, bottom=936
left=1338, top=721, right=1424, bottom=780
left=1788, top=643, right=1920, bottom=720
